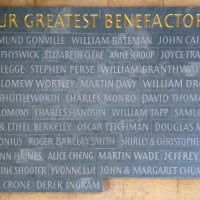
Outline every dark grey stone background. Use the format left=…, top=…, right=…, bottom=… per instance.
left=0, top=7, right=200, bottom=192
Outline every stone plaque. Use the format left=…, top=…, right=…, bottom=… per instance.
left=0, top=7, right=200, bottom=192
